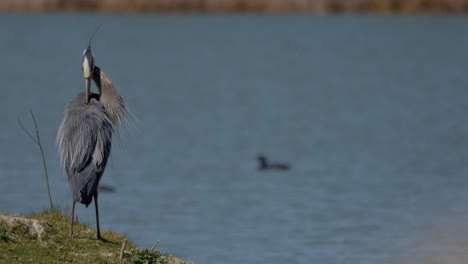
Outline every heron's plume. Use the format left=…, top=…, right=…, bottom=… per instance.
left=92, top=66, right=131, bottom=132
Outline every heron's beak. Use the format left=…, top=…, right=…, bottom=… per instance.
left=85, top=78, right=91, bottom=104
left=82, top=45, right=94, bottom=104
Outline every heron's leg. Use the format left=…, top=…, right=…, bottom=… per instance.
left=70, top=201, right=76, bottom=239
left=94, top=192, right=102, bottom=240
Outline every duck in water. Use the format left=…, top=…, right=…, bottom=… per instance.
left=256, top=155, right=290, bottom=171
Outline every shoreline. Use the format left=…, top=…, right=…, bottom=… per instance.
left=0, top=210, right=194, bottom=264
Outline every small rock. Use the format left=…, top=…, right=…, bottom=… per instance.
left=0, top=213, right=51, bottom=242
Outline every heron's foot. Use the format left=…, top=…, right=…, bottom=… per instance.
left=98, top=237, right=111, bottom=243
left=96, top=233, right=103, bottom=241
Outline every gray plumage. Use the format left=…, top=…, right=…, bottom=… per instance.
left=57, top=44, right=128, bottom=240
left=57, top=92, right=113, bottom=206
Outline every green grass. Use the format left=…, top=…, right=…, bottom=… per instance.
left=0, top=209, right=173, bottom=264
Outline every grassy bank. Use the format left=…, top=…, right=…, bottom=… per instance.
left=1, top=0, right=468, bottom=13
left=0, top=209, right=192, bottom=264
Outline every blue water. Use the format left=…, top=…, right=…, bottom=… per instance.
left=1, top=14, right=468, bottom=263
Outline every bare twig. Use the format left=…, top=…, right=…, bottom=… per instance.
left=17, top=117, right=37, bottom=144
left=18, top=109, right=54, bottom=210
left=29, top=109, right=54, bottom=210
left=120, top=239, right=127, bottom=263
left=150, top=240, right=159, bottom=251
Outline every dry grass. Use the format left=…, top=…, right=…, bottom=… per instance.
left=1, top=0, right=468, bottom=13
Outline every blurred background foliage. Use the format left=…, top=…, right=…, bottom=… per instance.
left=2, top=0, right=468, bottom=13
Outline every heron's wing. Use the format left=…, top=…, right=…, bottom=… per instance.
left=69, top=114, right=98, bottom=173
left=57, top=94, right=113, bottom=205
left=57, top=95, right=112, bottom=172
left=76, top=112, right=112, bottom=173
left=73, top=116, right=112, bottom=206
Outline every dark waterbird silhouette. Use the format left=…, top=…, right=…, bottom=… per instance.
left=256, top=155, right=290, bottom=171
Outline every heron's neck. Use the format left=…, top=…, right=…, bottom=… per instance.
left=259, top=157, right=268, bottom=169
left=93, top=70, right=126, bottom=127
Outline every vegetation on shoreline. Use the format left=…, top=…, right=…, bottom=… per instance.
left=1, top=0, right=468, bottom=13
left=0, top=209, right=192, bottom=264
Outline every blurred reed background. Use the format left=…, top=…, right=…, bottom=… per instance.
left=2, top=0, right=468, bottom=13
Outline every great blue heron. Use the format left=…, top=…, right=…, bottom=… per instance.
left=256, top=155, right=290, bottom=171
left=57, top=44, right=128, bottom=240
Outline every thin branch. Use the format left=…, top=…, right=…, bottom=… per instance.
left=30, top=110, right=54, bottom=210
left=18, top=110, right=54, bottom=210
left=17, top=117, right=38, bottom=144
left=120, top=239, right=127, bottom=263
left=150, top=240, right=159, bottom=251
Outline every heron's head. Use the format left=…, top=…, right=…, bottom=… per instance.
left=82, top=45, right=95, bottom=104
